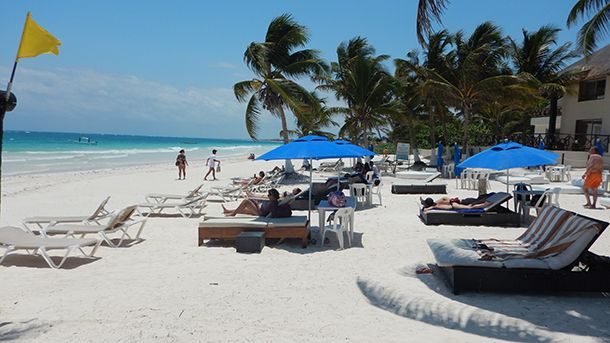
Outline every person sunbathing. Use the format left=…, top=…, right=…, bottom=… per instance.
left=234, top=171, right=266, bottom=185
left=421, top=193, right=494, bottom=212
left=222, top=188, right=292, bottom=218
left=244, top=187, right=302, bottom=201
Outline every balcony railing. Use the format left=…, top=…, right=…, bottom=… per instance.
left=470, top=133, right=610, bottom=152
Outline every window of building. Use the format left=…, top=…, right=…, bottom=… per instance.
left=578, top=79, right=606, bottom=101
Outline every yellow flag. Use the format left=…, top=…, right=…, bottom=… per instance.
left=16, top=12, right=61, bottom=59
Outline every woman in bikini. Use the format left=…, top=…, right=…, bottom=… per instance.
left=175, top=149, right=188, bottom=180
left=421, top=194, right=493, bottom=212
left=222, top=188, right=292, bottom=218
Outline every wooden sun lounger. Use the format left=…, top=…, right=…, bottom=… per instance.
left=198, top=216, right=309, bottom=248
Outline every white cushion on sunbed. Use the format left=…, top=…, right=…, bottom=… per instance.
left=200, top=217, right=268, bottom=228
left=599, top=198, right=610, bottom=208
left=428, top=226, right=599, bottom=270
left=395, top=171, right=438, bottom=180
left=199, top=216, right=307, bottom=228
left=427, top=239, right=504, bottom=268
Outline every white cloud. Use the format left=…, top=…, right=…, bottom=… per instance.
left=0, top=66, right=266, bottom=138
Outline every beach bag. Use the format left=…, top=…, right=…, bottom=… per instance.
left=175, top=160, right=180, bottom=166
left=328, top=191, right=346, bottom=207
left=216, top=164, right=221, bottom=173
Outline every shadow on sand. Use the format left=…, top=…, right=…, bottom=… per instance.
left=0, top=320, right=46, bottom=341
left=356, top=264, right=610, bottom=342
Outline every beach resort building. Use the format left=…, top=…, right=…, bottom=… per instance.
left=533, top=44, right=610, bottom=151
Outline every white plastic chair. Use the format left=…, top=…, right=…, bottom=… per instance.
left=320, top=207, right=353, bottom=249
left=349, top=184, right=368, bottom=207
left=523, top=187, right=561, bottom=221
left=563, top=164, right=572, bottom=181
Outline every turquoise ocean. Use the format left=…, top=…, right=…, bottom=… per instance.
left=2, top=131, right=280, bottom=176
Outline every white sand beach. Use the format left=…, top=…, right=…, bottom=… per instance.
left=1, top=159, right=610, bottom=342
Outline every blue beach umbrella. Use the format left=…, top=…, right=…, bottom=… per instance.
left=595, top=139, right=605, bottom=156
left=457, top=141, right=559, bottom=192
left=453, top=143, right=462, bottom=176
left=437, top=142, right=444, bottom=169
left=256, top=135, right=372, bottom=225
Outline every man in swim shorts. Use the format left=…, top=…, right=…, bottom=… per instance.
left=583, top=147, right=605, bottom=208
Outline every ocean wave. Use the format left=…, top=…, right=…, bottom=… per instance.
left=89, top=154, right=130, bottom=160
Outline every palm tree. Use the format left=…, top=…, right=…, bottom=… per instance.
left=509, top=25, right=578, bottom=147
left=567, top=0, right=610, bottom=55
left=421, top=22, right=530, bottom=150
left=416, top=0, right=449, bottom=46
left=233, top=14, right=327, bottom=146
left=318, top=37, right=397, bottom=147
left=281, top=93, right=339, bottom=139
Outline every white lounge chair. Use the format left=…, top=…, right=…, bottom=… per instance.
left=0, top=226, right=101, bottom=269
left=137, top=195, right=208, bottom=218
left=22, top=196, right=112, bottom=230
left=43, top=205, right=146, bottom=248
left=145, top=184, right=204, bottom=203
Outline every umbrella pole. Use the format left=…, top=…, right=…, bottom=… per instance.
left=308, top=158, right=312, bottom=229
left=506, top=169, right=509, bottom=194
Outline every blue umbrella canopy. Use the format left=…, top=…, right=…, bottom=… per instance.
left=457, top=141, right=559, bottom=170
left=256, top=135, right=373, bottom=161
left=333, top=139, right=375, bottom=158
left=453, top=143, right=462, bottom=176
left=437, top=142, right=444, bottom=168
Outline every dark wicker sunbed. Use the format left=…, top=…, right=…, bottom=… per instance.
left=427, top=207, right=610, bottom=294
left=420, top=192, right=520, bottom=227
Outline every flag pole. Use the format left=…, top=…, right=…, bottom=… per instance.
left=0, top=12, right=30, bottom=216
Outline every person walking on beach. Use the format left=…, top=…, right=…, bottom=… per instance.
left=204, top=149, right=220, bottom=181
left=583, top=146, right=604, bottom=208
left=176, top=149, right=188, bottom=180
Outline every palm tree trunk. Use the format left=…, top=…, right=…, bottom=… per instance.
left=276, top=106, right=295, bottom=173
left=547, top=93, right=558, bottom=149
left=429, top=108, right=437, bottom=162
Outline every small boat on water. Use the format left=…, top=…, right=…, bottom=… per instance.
left=73, top=136, right=97, bottom=145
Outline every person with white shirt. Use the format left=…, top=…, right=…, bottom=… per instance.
left=204, top=149, right=220, bottom=181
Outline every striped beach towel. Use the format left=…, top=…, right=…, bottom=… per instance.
left=474, top=206, right=601, bottom=261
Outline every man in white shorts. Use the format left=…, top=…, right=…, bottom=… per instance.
left=204, top=149, right=220, bottom=181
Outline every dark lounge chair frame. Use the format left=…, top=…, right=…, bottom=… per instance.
left=392, top=173, right=446, bottom=194
left=436, top=213, right=609, bottom=294
left=420, top=193, right=520, bottom=227
left=392, top=183, right=447, bottom=194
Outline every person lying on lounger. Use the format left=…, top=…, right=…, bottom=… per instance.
left=233, top=171, right=266, bottom=185
left=244, top=187, right=302, bottom=201
left=222, top=188, right=292, bottom=218
left=421, top=193, right=495, bottom=212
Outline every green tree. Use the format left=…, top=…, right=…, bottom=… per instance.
left=421, top=22, right=528, bottom=149
left=508, top=25, right=578, bottom=146
left=567, top=0, right=610, bottom=55
left=317, top=37, right=397, bottom=147
left=233, top=14, right=327, bottom=145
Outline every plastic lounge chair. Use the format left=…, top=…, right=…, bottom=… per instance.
left=0, top=226, right=101, bottom=269
left=209, top=180, right=255, bottom=202
left=198, top=216, right=309, bottom=248
left=22, top=196, right=112, bottom=231
left=137, top=195, right=208, bottom=218
left=427, top=206, right=609, bottom=294
left=420, top=192, right=520, bottom=227
left=391, top=172, right=446, bottom=194
left=145, top=184, right=204, bottom=203
left=43, top=205, right=147, bottom=248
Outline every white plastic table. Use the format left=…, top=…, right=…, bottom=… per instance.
left=316, top=197, right=356, bottom=246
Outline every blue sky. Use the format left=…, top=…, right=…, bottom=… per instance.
left=1, top=1, right=607, bottom=139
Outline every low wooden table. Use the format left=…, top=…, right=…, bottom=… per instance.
left=198, top=217, right=310, bottom=248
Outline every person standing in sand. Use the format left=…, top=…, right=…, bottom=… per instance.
left=583, top=146, right=604, bottom=208
left=176, top=149, right=188, bottom=180
left=204, top=149, right=220, bottom=181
